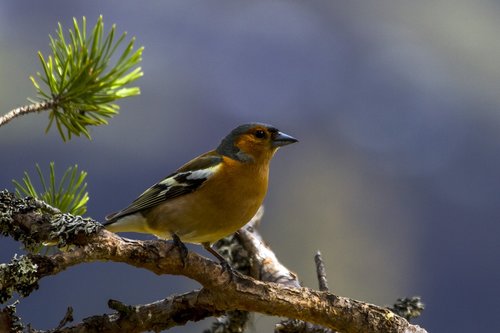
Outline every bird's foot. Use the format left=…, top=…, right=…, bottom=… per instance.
left=219, top=258, right=236, bottom=280
left=170, top=233, right=188, bottom=267
left=202, top=242, right=236, bottom=281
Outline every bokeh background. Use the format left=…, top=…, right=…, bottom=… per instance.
left=1, top=1, right=499, bottom=332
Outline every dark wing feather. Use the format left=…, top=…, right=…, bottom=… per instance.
left=105, top=152, right=222, bottom=223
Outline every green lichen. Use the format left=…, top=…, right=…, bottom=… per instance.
left=0, top=255, right=39, bottom=304
left=49, top=213, right=101, bottom=247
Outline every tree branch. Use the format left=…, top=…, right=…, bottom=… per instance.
left=0, top=191, right=427, bottom=333
left=0, top=100, right=57, bottom=127
left=54, top=290, right=222, bottom=333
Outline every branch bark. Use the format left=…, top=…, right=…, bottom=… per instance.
left=0, top=191, right=427, bottom=333
left=55, top=290, right=223, bottom=333
left=0, top=100, right=57, bottom=127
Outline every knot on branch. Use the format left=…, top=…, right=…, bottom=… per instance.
left=389, top=297, right=425, bottom=321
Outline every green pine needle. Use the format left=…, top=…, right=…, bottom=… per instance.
left=12, top=162, right=89, bottom=216
left=30, top=16, right=144, bottom=141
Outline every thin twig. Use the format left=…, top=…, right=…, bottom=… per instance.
left=55, top=307, right=74, bottom=330
left=0, top=100, right=57, bottom=127
left=314, top=251, right=329, bottom=292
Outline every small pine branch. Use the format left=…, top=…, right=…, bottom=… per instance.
left=0, top=16, right=143, bottom=140
left=12, top=162, right=89, bottom=216
left=0, top=100, right=58, bottom=127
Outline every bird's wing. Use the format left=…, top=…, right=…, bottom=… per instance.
left=105, top=151, right=222, bottom=222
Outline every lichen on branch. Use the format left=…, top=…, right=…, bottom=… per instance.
left=0, top=255, right=39, bottom=303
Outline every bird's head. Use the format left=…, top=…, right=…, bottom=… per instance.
left=216, top=123, right=298, bottom=163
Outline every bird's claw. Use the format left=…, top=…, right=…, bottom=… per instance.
left=202, top=242, right=236, bottom=281
left=220, top=258, right=236, bottom=281
left=170, top=234, right=188, bottom=267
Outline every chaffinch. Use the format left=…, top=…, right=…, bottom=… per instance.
left=104, top=123, right=297, bottom=261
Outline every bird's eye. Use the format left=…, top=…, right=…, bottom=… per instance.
left=254, top=130, right=266, bottom=139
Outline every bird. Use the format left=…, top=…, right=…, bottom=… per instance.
left=103, top=123, right=297, bottom=263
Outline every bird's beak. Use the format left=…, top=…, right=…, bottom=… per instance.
left=272, top=131, right=298, bottom=147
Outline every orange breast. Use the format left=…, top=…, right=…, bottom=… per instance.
left=144, top=156, right=270, bottom=243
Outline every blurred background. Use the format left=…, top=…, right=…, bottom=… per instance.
left=1, top=1, right=499, bottom=332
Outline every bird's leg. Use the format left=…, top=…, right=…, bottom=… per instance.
left=170, top=233, right=188, bottom=267
left=202, top=242, right=235, bottom=277
left=202, top=242, right=227, bottom=262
